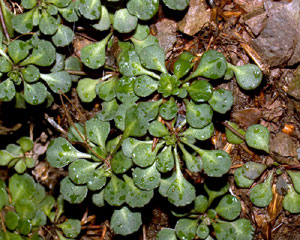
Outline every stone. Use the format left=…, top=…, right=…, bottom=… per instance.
left=178, top=0, right=210, bottom=36
left=155, top=19, right=177, bottom=55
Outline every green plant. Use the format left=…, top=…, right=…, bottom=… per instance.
left=156, top=181, right=254, bottom=240
left=0, top=174, right=81, bottom=239
left=0, top=34, right=72, bottom=106
left=46, top=43, right=271, bottom=237
left=0, top=136, right=34, bottom=173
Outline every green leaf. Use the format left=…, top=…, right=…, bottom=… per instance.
left=213, top=219, right=254, bottom=240
left=76, top=78, right=98, bottom=102
left=114, top=102, right=135, bottom=131
left=12, top=8, right=34, bottom=34
left=111, top=151, right=132, bottom=174
left=134, top=75, right=158, bottom=97
left=39, top=195, right=55, bottom=217
left=187, top=80, right=213, bottom=102
left=52, top=25, right=74, bottom=47
left=185, top=100, right=213, bottom=129
left=57, top=219, right=81, bottom=238
left=234, top=167, right=254, bottom=188
left=158, top=73, right=180, bottom=97
left=48, top=0, right=71, bottom=8
left=148, top=120, right=169, bottom=137
left=137, top=100, right=162, bottom=122
left=186, top=50, right=227, bottom=81
left=113, top=8, right=138, bottom=33
left=15, top=198, right=35, bottom=220
left=9, top=173, right=35, bottom=203
left=87, top=165, right=107, bottom=191
left=21, top=65, right=40, bottom=83
left=132, top=163, right=161, bottom=190
left=245, top=124, right=270, bottom=153
left=140, top=44, right=167, bottom=73
left=69, top=159, right=100, bottom=184
left=17, top=218, right=32, bottom=235
left=97, top=99, right=119, bottom=121
left=179, top=123, right=214, bottom=141
left=15, top=160, right=27, bottom=173
left=60, top=176, right=88, bottom=204
left=204, top=181, right=229, bottom=206
left=31, top=210, right=46, bottom=227
left=159, top=97, right=178, bottom=120
left=0, top=0, right=14, bottom=38
left=173, top=59, right=193, bottom=80
left=0, top=57, right=13, bottom=72
left=242, top=162, right=266, bottom=180
left=0, top=79, right=15, bottom=102
left=287, top=171, right=300, bottom=194
left=167, top=147, right=196, bottom=206
left=215, top=195, right=241, bottom=220
left=50, top=53, right=65, bottom=73
left=159, top=171, right=176, bottom=197
left=80, top=33, right=112, bottom=69
left=0, top=187, right=8, bottom=210
left=118, top=49, right=160, bottom=79
left=228, top=63, right=262, bottom=90
left=41, top=71, right=72, bottom=93
left=225, top=122, right=245, bottom=144
left=2, top=231, right=23, bottom=240
left=5, top=211, right=19, bottom=230
left=58, top=2, right=78, bottom=22
left=104, top=175, right=127, bottom=206
left=127, top=0, right=159, bottom=20
left=132, top=142, right=161, bottom=167
left=131, top=34, right=159, bottom=55
left=194, top=195, right=208, bottom=214
left=20, top=40, right=56, bottom=67
left=77, top=0, right=101, bottom=20
left=39, top=11, right=58, bottom=35
left=179, top=143, right=202, bottom=172
left=283, top=185, right=300, bottom=214
left=162, top=0, right=189, bottom=10
left=156, top=146, right=174, bottom=173
left=250, top=172, right=273, bottom=207
left=46, top=137, right=92, bottom=168
left=111, top=206, right=142, bottom=235
left=8, top=40, right=30, bottom=64
left=132, top=24, right=150, bottom=41
left=24, top=82, right=47, bottom=105
left=86, top=117, right=110, bottom=149
left=197, top=224, right=209, bottom=239
left=123, top=175, right=153, bottom=208
left=92, top=6, right=111, bottom=31
left=208, top=89, right=233, bottom=114
left=124, top=105, right=148, bottom=137
left=97, top=77, right=117, bottom=101
left=121, top=137, right=144, bottom=158
left=201, top=150, right=231, bottom=177
left=175, top=218, right=197, bottom=240
left=92, top=190, right=105, bottom=207
left=116, top=76, right=138, bottom=103
left=156, top=228, right=177, bottom=240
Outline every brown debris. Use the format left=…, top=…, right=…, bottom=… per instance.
left=231, top=108, right=261, bottom=128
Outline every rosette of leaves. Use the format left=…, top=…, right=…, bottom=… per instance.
left=0, top=137, right=35, bottom=173
left=12, top=0, right=76, bottom=47
left=0, top=35, right=72, bottom=106
left=0, top=174, right=81, bottom=239
left=156, top=180, right=254, bottom=240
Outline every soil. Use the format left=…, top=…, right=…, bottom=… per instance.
left=0, top=0, right=300, bottom=240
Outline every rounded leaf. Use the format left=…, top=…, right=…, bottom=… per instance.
left=0, top=79, right=16, bottom=102
left=5, top=211, right=19, bottom=230
left=57, top=219, right=81, bottom=238
left=186, top=101, right=213, bottom=129
left=76, top=78, right=98, bottom=102
left=24, top=82, right=47, bottom=105
left=104, top=175, right=127, bottom=206
left=60, top=177, right=88, bottom=204
left=132, top=164, right=161, bottom=190
left=77, top=0, right=101, bottom=20
left=52, top=25, right=74, bottom=47
left=156, top=228, right=177, bottom=240
left=127, top=0, right=159, bottom=20
left=113, top=8, right=138, bottom=33
left=245, top=124, right=270, bottom=153
left=134, top=75, right=158, bottom=97
left=69, top=159, right=100, bottom=184
left=283, top=185, right=300, bottom=214
left=140, top=44, right=167, bottom=73
left=156, top=146, right=174, bottom=173
left=215, top=195, right=241, bottom=220
left=250, top=173, right=273, bottom=207
left=41, top=71, right=72, bottom=93
left=21, top=65, right=40, bottom=83
left=208, top=89, right=233, bottom=114
left=111, top=151, right=132, bottom=174
left=231, top=64, right=262, bottom=90
left=110, top=206, right=142, bottom=236
left=175, top=218, right=197, bottom=240
left=187, top=80, right=213, bottom=102
left=201, top=150, right=231, bottom=177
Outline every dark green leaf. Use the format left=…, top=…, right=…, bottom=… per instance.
left=41, top=71, right=72, bottom=93
left=134, top=75, right=158, bottom=97
left=12, top=8, right=34, bottom=34
left=97, top=77, right=117, bottom=101
left=5, top=211, right=19, bottom=230
left=77, top=78, right=98, bottom=102
left=8, top=40, right=30, bottom=64
left=86, top=117, right=110, bottom=148
left=21, top=65, right=40, bottom=83
left=245, top=124, right=270, bottom=153
left=148, top=120, right=169, bottom=137
left=234, top=167, right=254, bottom=188
left=24, top=82, right=47, bottom=105
left=225, top=122, right=245, bottom=144
left=250, top=172, right=273, bottom=207
left=132, top=163, right=161, bottom=190
left=283, top=185, right=300, bottom=214
left=110, top=206, right=142, bottom=236
left=97, top=99, right=119, bottom=121
left=0, top=79, right=15, bottom=102
left=69, top=159, right=100, bottom=184
left=208, top=89, right=233, bottom=114
left=116, top=76, right=138, bottom=103
left=175, top=218, right=197, bottom=240
left=57, top=219, right=81, bottom=238
left=140, top=44, right=167, bottom=73
left=194, top=195, right=208, bottom=214
left=92, top=6, right=111, bottom=31
left=127, top=0, right=159, bottom=20
left=156, top=146, right=174, bottom=173
left=111, top=151, right=132, bottom=174
left=215, top=195, right=241, bottom=220
left=287, top=171, right=300, bottom=194
left=52, top=25, right=74, bottom=47
left=104, top=175, right=127, bottom=206
left=242, top=162, right=266, bottom=180
left=60, top=176, right=88, bottom=204
left=179, top=123, right=214, bottom=141
left=185, top=100, right=213, bottom=129
left=156, top=228, right=177, bottom=240
left=187, top=80, right=213, bottom=102
left=124, top=105, right=148, bottom=137
left=113, top=8, right=138, bottom=33
left=159, top=97, right=178, bottom=120
left=77, top=0, right=101, bottom=20
left=197, top=224, right=209, bottom=239
left=39, top=11, right=58, bottom=35
left=162, top=0, right=189, bottom=10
